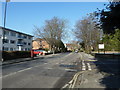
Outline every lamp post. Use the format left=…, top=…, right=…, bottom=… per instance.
left=3, top=0, right=10, bottom=35
left=4, top=0, right=9, bottom=28
left=2, top=0, right=10, bottom=62
left=3, top=0, right=10, bottom=44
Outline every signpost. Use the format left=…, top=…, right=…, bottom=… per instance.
left=98, top=44, right=105, bottom=54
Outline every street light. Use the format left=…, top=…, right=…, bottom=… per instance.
left=3, top=0, right=10, bottom=44
left=2, top=0, right=10, bottom=62
left=4, top=0, right=10, bottom=28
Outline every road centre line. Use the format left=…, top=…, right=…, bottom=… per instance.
left=1, top=53, right=74, bottom=79
left=1, top=64, right=43, bottom=78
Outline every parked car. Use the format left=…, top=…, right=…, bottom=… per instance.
left=32, top=49, right=43, bottom=55
left=32, top=49, right=47, bottom=55
left=39, top=50, right=47, bottom=55
left=75, top=50, right=78, bottom=53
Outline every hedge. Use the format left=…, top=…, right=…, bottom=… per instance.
left=2, top=51, right=31, bottom=61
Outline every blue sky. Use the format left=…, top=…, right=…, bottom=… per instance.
left=1, top=2, right=107, bottom=43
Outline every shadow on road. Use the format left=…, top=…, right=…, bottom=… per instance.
left=93, top=54, right=120, bottom=89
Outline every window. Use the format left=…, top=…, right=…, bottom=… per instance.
left=3, top=47, right=9, bottom=51
left=11, top=32, right=16, bottom=37
left=10, top=40, right=16, bottom=44
left=40, top=45, right=42, bottom=48
left=28, top=43, right=31, bottom=45
left=23, top=42, right=27, bottom=45
left=28, top=48, right=31, bottom=51
left=4, top=30, right=9, bottom=36
left=28, top=36, right=31, bottom=40
left=18, top=33, right=22, bottom=38
left=23, top=35, right=27, bottom=39
left=10, top=48, right=14, bottom=51
left=21, top=48, right=24, bottom=51
left=3, top=39, right=9, bottom=43
left=25, top=48, right=28, bottom=51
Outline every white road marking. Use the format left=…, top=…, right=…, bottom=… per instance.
left=47, top=68, right=52, bottom=70
left=65, top=69, right=77, bottom=72
left=17, top=67, right=32, bottom=73
left=82, top=60, right=86, bottom=71
left=95, top=79, right=98, bottom=82
left=44, top=63, right=48, bottom=64
left=1, top=67, right=32, bottom=78
left=87, top=63, right=92, bottom=70
left=1, top=64, right=42, bottom=78
left=82, top=67, right=86, bottom=71
left=82, top=65, right=86, bottom=68
left=82, top=63, right=85, bottom=66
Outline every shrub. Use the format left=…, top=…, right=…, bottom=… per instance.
left=2, top=51, right=31, bottom=61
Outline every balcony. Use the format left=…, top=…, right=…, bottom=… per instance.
left=17, top=43, right=23, bottom=46
left=17, top=36, right=24, bottom=40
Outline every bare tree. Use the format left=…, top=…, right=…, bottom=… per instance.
left=33, top=17, right=67, bottom=53
left=74, top=13, right=102, bottom=53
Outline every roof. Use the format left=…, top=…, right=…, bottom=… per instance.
left=0, top=26, right=34, bottom=37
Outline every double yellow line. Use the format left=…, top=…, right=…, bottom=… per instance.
left=62, top=53, right=96, bottom=89
left=84, top=60, right=97, bottom=61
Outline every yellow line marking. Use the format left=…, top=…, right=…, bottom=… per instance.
left=84, top=60, right=97, bottom=61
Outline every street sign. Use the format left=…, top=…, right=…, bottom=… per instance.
left=98, top=44, right=104, bottom=49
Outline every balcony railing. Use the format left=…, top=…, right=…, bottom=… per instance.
left=17, top=36, right=24, bottom=40
left=17, top=43, right=23, bottom=46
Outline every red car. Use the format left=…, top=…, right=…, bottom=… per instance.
left=32, top=49, right=43, bottom=55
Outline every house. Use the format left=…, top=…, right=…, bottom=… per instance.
left=64, top=43, right=80, bottom=51
left=32, top=38, right=50, bottom=50
left=0, top=26, right=33, bottom=51
left=64, top=44, right=74, bottom=51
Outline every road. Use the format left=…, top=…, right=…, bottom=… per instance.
left=2, top=52, right=82, bottom=88
left=1, top=52, right=120, bottom=88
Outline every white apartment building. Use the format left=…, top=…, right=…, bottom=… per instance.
left=0, top=26, right=33, bottom=51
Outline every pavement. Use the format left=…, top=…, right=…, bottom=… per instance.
left=65, top=52, right=120, bottom=88
left=75, top=69, right=105, bottom=88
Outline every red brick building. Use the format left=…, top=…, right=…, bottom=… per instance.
left=32, top=38, right=50, bottom=50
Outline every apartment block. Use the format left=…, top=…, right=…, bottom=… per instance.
left=0, top=27, right=33, bottom=51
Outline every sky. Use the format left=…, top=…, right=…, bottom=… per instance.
left=0, top=2, right=108, bottom=43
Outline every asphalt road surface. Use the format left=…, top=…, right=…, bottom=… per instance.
left=2, top=52, right=82, bottom=88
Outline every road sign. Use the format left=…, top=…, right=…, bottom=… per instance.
left=98, top=44, right=104, bottom=49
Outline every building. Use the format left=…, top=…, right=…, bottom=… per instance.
left=64, top=43, right=80, bottom=51
left=32, top=38, right=50, bottom=50
left=64, top=44, right=73, bottom=51
left=0, top=26, right=33, bottom=51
